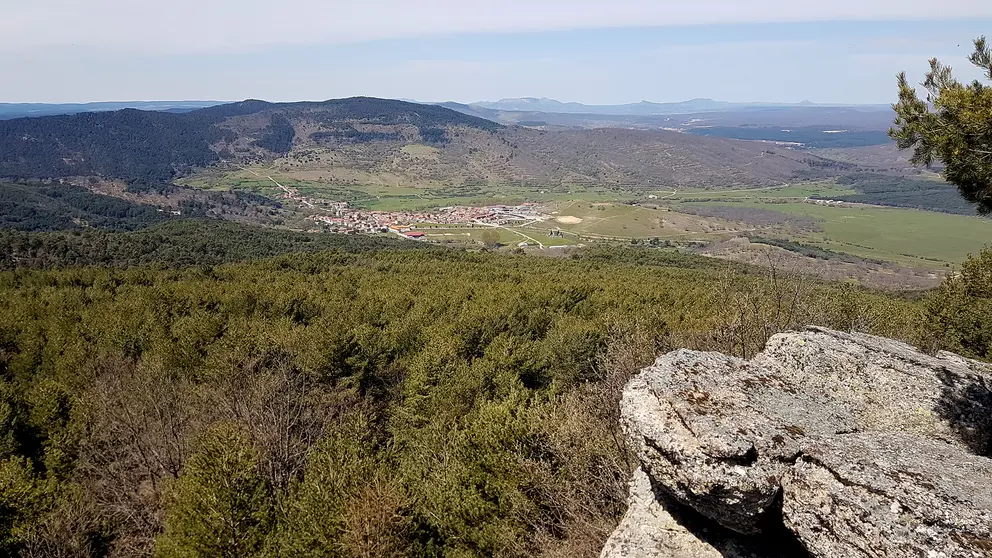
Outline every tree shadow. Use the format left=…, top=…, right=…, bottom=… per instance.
left=648, top=477, right=810, bottom=558
left=934, top=367, right=992, bottom=457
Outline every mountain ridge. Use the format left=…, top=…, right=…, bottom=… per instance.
left=0, top=96, right=853, bottom=189
left=467, top=97, right=891, bottom=116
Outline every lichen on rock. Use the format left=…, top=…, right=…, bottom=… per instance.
left=605, top=326, right=992, bottom=558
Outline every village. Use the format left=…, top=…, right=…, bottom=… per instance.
left=293, top=189, right=548, bottom=239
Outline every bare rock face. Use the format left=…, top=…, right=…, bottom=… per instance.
left=622, top=350, right=855, bottom=533
left=608, top=326, right=992, bottom=558
left=782, top=432, right=992, bottom=558
left=600, top=468, right=736, bottom=558
left=756, top=327, right=992, bottom=455
left=601, top=468, right=807, bottom=558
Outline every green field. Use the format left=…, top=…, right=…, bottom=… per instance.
left=181, top=167, right=625, bottom=211
left=182, top=169, right=991, bottom=268
left=414, top=224, right=582, bottom=248
left=662, top=183, right=856, bottom=200
left=681, top=200, right=992, bottom=265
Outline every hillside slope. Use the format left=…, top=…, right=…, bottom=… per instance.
left=0, top=97, right=850, bottom=189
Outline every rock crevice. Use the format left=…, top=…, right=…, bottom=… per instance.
left=603, top=327, right=992, bottom=558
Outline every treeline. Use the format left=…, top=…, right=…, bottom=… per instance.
left=0, top=182, right=294, bottom=235
left=0, top=182, right=173, bottom=231
left=311, top=127, right=403, bottom=144
left=308, top=97, right=500, bottom=133
left=747, top=236, right=886, bottom=265
left=0, top=248, right=919, bottom=557
left=820, top=174, right=982, bottom=215
left=678, top=204, right=823, bottom=231
left=0, top=220, right=429, bottom=270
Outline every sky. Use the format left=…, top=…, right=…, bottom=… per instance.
left=2, top=0, right=991, bottom=104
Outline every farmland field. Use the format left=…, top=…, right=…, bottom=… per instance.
left=180, top=166, right=626, bottom=211
left=678, top=200, right=992, bottom=265
left=181, top=167, right=991, bottom=268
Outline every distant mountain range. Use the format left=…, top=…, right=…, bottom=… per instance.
left=0, top=101, right=224, bottom=120
left=463, top=97, right=891, bottom=116
left=0, top=97, right=893, bottom=121
left=434, top=100, right=896, bottom=133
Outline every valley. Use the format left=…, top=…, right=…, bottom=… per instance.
left=5, top=5, right=992, bottom=556
left=2, top=96, right=988, bottom=287
left=178, top=157, right=988, bottom=281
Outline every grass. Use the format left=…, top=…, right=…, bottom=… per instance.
left=524, top=201, right=735, bottom=240
left=180, top=168, right=990, bottom=269
left=182, top=167, right=626, bottom=211
left=414, top=225, right=582, bottom=248
left=417, top=226, right=529, bottom=246
left=681, top=200, right=992, bottom=266
left=660, top=182, right=857, bottom=201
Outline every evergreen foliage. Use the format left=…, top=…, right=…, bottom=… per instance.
left=157, top=424, right=274, bottom=558
left=0, top=97, right=498, bottom=183
left=0, top=220, right=431, bottom=270
left=919, top=247, right=992, bottom=360
left=253, top=115, right=296, bottom=154
left=890, top=36, right=992, bottom=214
left=825, top=174, right=980, bottom=215
left=0, top=182, right=172, bottom=231
left=0, top=248, right=919, bottom=556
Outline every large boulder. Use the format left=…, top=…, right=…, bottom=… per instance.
left=621, top=349, right=854, bottom=533
left=601, top=468, right=805, bottom=558
left=601, top=467, right=748, bottom=558
left=756, top=327, right=992, bottom=455
left=782, top=432, right=992, bottom=558
left=608, top=326, right=992, bottom=557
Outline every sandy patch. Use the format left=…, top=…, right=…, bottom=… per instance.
left=556, top=216, right=583, bottom=224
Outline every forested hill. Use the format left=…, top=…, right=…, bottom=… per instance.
left=0, top=219, right=434, bottom=270
left=0, top=97, right=502, bottom=182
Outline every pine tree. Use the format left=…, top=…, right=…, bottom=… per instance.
left=156, top=423, right=273, bottom=558
left=890, top=36, right=992, bottom=213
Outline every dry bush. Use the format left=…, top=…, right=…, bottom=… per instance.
left=529, top=319, right=671, bottom=558
left=705, top=253, right=823, bottom=358
left=215, top=352, right=329, bottom=491
left=338, top=476, right=411, bottom=558
left=19, top=492, right=105, bottom=558
left=77, top=356, right=200, bottom=556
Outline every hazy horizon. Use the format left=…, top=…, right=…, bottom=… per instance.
left=0, top=96, right=895, bottom=107
left=3, top=1, right=991, bottom=104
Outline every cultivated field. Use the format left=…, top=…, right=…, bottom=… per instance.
left=682, top=200, right=992, bottom=266
left=181, top=166, right=991, bottom=270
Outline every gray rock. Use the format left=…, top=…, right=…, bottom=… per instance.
left=622, top=349, right=855, bottom=533
left=621, top=327, right=992, bottom=535
left=601, top=468, right=807, bottom=558
left=756, top=327, right=992, bottom=455
left=782, top=431, right=992, bottom=558
left=600, top=467, right=732, bottom=558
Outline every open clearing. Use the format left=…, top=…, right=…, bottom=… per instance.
left=680, top=200, right=992, bottom=266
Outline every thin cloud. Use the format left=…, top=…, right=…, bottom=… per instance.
left=1, top=0, right=990, bottom=54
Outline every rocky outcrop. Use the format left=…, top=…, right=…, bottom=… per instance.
left=783, top=432, right=992, bottom=557
left=602, top=467, right=808, bottom=558
left=604, top=327, right=992, bottom=558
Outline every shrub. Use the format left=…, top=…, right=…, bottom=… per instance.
left=918, top=247, right=992, bottom=361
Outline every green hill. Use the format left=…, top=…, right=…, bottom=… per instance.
left=0, top=97, right=851, bottom=190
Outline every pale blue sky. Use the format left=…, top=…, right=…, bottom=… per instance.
left=2, top=0, right=990, bottom=104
